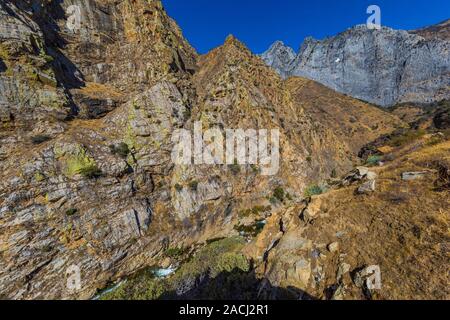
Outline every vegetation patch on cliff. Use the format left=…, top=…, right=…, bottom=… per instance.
left=100, top=237, right=250, bottom=300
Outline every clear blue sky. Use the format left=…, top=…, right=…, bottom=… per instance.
left=162, top=0, right=450, bottom=54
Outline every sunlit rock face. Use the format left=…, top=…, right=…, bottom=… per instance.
left=262, top=25, right=450, bottom=107
left=2, top=0, right=445, bottom=301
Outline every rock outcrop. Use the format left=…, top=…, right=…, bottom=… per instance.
left=262, top=24, right=450, bottom=107
left=245, top=135, right=450, bottom=300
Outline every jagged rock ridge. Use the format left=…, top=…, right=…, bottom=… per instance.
left=262, top=24, right=450, bottom=107
left=1, top=0, right=447, bottom=301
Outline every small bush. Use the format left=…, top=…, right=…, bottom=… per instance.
left=132, top=100, right=140, bottom=110
left=109, top=142, right=130, bottom=158
left=426, top=135, right=445, bottom=146
left=41, top=54, right=54, bottom=63
left=252, top=205, right=266, bottom=215
left=239, top=205, right=271, bottom=218
left=174, top=183, right=183, bottom=192
left=206, top=237, right=226, bottom=245
left=189, top=180, right=199, bottom=191
left=31, top=135, right=52, bottom=145
left=250, top=164, right=260, bottom=174
left=79, top=165, right=102, bottom=179
left=42, top=244, right=53, bottom=253
left=65, top=208, right=78, bottom=216
left=331, top=169, right=338, bottom=178
left=183, top=108, right=191, bottom=120
left=304, top=185, right=323, bottom=198
left=228, top=159, right=241, bottom=175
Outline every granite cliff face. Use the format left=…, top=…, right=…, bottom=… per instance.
left=0, top=0, right=404, bottom=299
left=412, top=19, right=450, bottom=41
left=262, top=24, right=450, bottom=107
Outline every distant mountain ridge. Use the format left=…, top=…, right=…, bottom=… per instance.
left=262, top=22, right=450, bottom=107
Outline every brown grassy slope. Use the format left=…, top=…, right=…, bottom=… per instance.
left=246, top=133, right=450, bottom=300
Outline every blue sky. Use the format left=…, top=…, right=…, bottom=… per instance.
left=162, top=0, right=450, bottom=54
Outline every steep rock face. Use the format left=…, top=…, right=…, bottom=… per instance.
left=262, top=25, right=450, bottom=107
left=245, top=135, right=450, bottom=300
left=0, top=1, right=404, bottom=300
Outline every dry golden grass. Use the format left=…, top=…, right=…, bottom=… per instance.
left=75, top=82, right=124, bottom=100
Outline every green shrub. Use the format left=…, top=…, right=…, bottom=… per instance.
left=304, top=185, right=323, bottom=198
left=228, top=159, right=241, bottom=175
left=109, top=142, right=130, bottom=158
left=251, top=205, right=265, bottom=215
left=331, top=169, right=337, bottom=178
left=41, top=54, right=54, bottom=63
left=42, top=244, right=53, bottom=253
left=174, top=183, right=183, bottom=192
left=65, top=208, right=78, bottom=216
left=366, top=155, right=382, bottom=166
left=31, top=135, right=52, bottom=145
left=100, top=237, right=249, bottom=300
left=132, top=100, right=140, bottom=110
left=189, top=180, right=199, bottom=191
left=206, top=237, right=226, bottom=245
left=389, top=129, right=426, bottom=147
left=234, top=220, right=266, bottom=238
left=79, top=165, right=102, bottom=179
left=250, top=164, right=260, bottom=173
left=183, top=108, right=191, bottom=120
left=165, top=247, right=185, bottom=258
left=269, top=196, right=278, bottom=205
left=239, top=205, right=271, bottom=218
left=273, top=187, right=285, bottom=202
